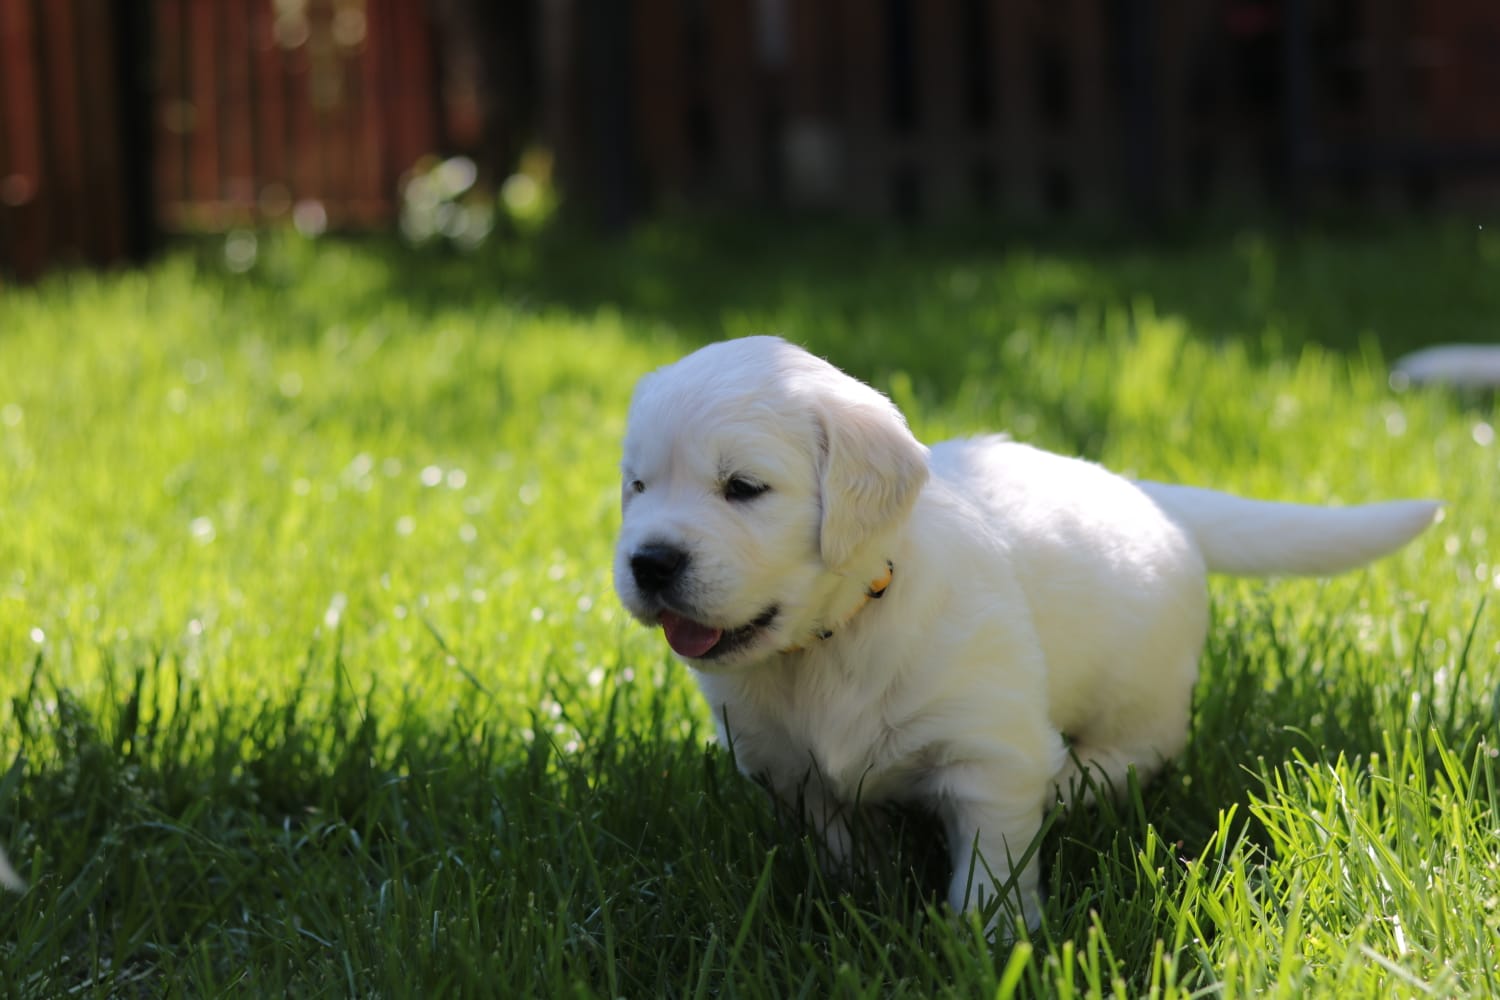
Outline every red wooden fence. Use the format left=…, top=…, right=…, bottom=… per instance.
left=5, top=0, right=1500, bottom=280
left=0, top=0, right=131, bottom=278
left=0, top=0, right=444, bottom=280
left=543, top=0, right=1223, bottom=221
left=546, top=0, right=1500, bottom=223
left=152, top=0, right=440, bottom=231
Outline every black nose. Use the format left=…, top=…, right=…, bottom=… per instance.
left=631, top=543, right=688, bottom=594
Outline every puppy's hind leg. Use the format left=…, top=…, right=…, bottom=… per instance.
left=1051, top=742, right=1173, bottom=808
left=934, top=764, right=1052, bottom=937
left=1051, top=657, right=1197, bottom=808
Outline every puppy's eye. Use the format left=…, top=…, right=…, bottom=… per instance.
left=723, top=476, right=769, bottom=502
left=630, top=480, right=646, bottom=494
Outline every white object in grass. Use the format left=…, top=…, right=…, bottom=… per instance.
left=0, top=846, right=24, bottom=892
left=1393, top=344, right=1500, bottom=390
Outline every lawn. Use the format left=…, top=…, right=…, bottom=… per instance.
left=1, top=220, right=1497, bottom=997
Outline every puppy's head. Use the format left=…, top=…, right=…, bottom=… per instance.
left=614, top=336, right=929, bottom=670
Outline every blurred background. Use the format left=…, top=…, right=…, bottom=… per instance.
left=3, top=0, right=1500, bottom=281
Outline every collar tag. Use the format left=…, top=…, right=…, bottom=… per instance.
left=782, top=560, right=894, bottom=654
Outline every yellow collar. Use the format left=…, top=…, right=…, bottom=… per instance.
left=781, top=560, right=894, bottom=654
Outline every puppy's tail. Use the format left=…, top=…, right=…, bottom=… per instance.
left=1136, top=482, right=1440, bottom=577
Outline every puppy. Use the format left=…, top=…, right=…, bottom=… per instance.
left=613, top=336, right=1437, bottom=931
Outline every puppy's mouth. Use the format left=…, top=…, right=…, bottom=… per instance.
left=657, top=605, right=779, bottom=660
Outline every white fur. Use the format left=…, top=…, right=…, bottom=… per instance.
left=613, top=336, right=1438, bottom=933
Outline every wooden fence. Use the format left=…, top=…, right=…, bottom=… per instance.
left=5, top=0, right=1500, bottom=279
left=1287, top=0, right=1500, bottom=205
left=0, top=0, right=447, bottom=280
left=548, top=0, right=1500, bottom=224
left=0, top=0, right=140, bottom=278
left=605, top=0, right=1156, bottom=219
left=152, top=0, right=443, bottom=232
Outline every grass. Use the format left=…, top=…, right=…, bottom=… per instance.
left=1, top=218, right=1498, bottom=997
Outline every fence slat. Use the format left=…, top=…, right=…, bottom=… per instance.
left=1, top=0, right=47, bottom=277
left=992, top=0, right=1041, bottom=214
left=318, top=1, right=356, bottom=224
left=154, top=0, right=186, bottom=226
left=837, top=0, right=885, bottom=215
left=1064, top=0, right=1109, bottom=213
left=221, top=0, right=256, bottom=215
left=707, top=0, right=761, bottom=199
left=1422, top=1, right=1500, bottom=142
left=351, top=0, right=386, bottom=220
left=357, top=0, right=392, bottom=219
left=918, top=0, right=964, bottom=217
left=1148, top=0, right=1190, bottom=215
left=386, top=0, right=437, bottom=183
left=784, top=1, right=832, bottom=122
left=250, top=0, right=289, bottom=219
left=782, top=0, right=839, bottom=206
left=288, top=14, right=319, bottom=213
left=186, top=1, right=222, bottom=216
left=633, top=0, right=691, bottom=200
left=40, top=0, right=88, bottom=256
left=76, top=0, right=125, bottom=261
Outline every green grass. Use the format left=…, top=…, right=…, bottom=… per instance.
left=2, top=219, right=1498, bottom=997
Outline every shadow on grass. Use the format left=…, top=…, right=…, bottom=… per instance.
left=187, top=214, right=1500, bottom=378
left=150, top=214, right=1500, bottom=470
left=162, top=215, right=1500, bottom=464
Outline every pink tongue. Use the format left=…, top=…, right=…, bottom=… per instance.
left=658, top=611, right=723, bottom=658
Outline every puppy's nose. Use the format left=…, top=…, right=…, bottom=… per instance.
left=631, top=543, right=687, bottom=594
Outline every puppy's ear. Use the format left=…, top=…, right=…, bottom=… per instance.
left=816, top=387, right=929, bottom=570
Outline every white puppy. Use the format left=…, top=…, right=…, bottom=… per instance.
left=613, top=335, right=1437, bottom=931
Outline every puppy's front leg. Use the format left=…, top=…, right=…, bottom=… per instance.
left=936, top=774, right=1047, bottom=936
left=719, top=709, right=862, bottom=873
left=768, top=770, right=861, bottom=873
